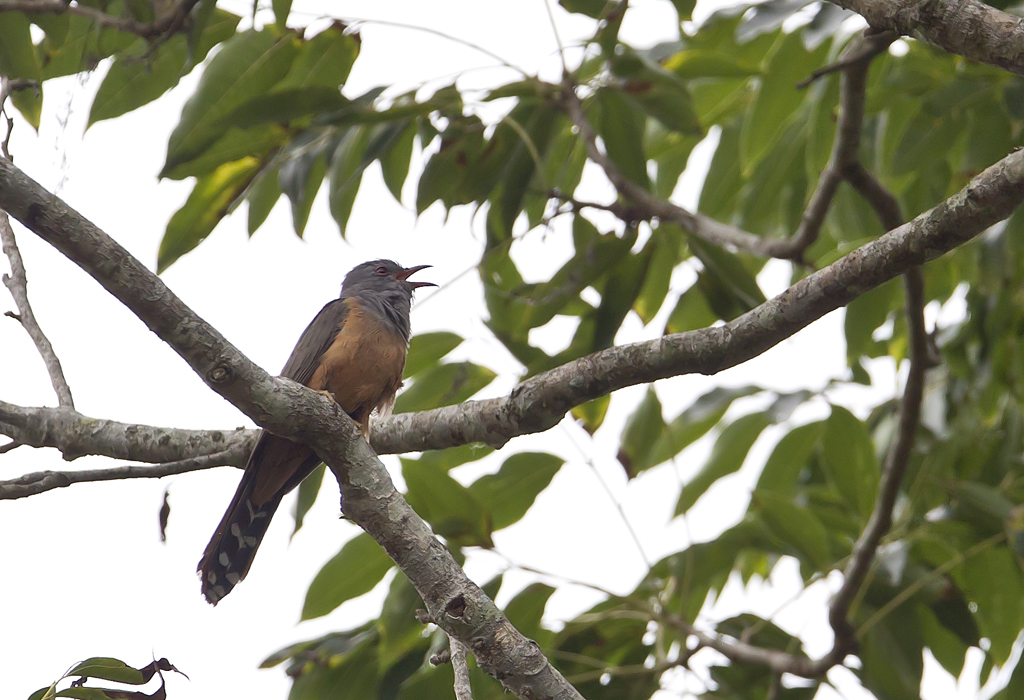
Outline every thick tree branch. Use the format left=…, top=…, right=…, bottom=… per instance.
left=2, top=211, right=75, bottom=407
left=0, top=158, right=582, bottom=700
left=0, top=400, right=253, bottom=464
left=829, top=0, right=1024, bottom=77
left=0, top=0, right=200, bottom=40
left=0, top=447, right=245, bottom=500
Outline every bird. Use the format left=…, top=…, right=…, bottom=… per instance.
left=198, top=259, right=435, bottom=605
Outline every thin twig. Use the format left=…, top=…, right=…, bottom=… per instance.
left=787, top=30, right=894, bottom=261
left=0, top=439, right=22, bottom=454
left=1, top=212, right=75, bottom=407
left=796, top=30, right=898, bottom=88
left=451, top=639, right=474, bottom=700
left=0, top=447, right=245, bottom=500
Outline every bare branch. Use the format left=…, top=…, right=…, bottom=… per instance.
left=2, top=211, right=75, bottom=407
left=451, top=639, right=474, bottom=700
left=796, top=29, right=897, bottom=88
left=0, top=400, right=253, bottom=463
left=788, top=31, right=896, bottom=257
left=0, top=439, right=22, bottom=454
left=0, top=0, right=201, bottom=40
left=829, top=0, right=1024, bottom=78
left=0, top=447, right=245, bottom=500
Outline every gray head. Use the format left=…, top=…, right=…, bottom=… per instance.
left=341, top=259, right=435, bottom=342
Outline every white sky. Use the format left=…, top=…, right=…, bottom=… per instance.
left=0, top=1, right=1004, bottom=698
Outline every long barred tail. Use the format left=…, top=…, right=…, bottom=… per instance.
left=198, top=431, right=320, bottom=605
left=197, top=467, right=283, bottom=605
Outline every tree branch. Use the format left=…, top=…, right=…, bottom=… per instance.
left=2, top=210, right=75, bottom=407
left=829, top=0, right=1024, bottom=78
left=0, top=0, right=201, bottom=40
left=0, top=400, right=254, bottom=463
left=558, top=78, right=801, bottom=258
left=0, top=158, right=582, bottom=700
left=0, top=447, right=245, bottom=500
left=451, top=639, right=474, bottom=700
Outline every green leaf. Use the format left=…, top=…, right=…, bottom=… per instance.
left=821, top=405, right=880, bottom=521
left=617, top=388, right=666, bottom=478
left=0, top=12, right=42, bottom=129
left=664, top=282, right=717, bottom=334
left=246, top=162, right=282, bottom=235
left=689, top=236, right=767, bottom=312
left=845, top=277, right=900, bottom=361
left=671, top=0, right=696, bottom=21
left=393, top=362, right=497, bottom=413
left=741, top=31, right=816, bottom=175
left=665, top=50, right=760, bottom=79
left=416, top=114, right=485, bottom=213
left=381, top=121, right=416, bottom=203
left=163, top=29, right=299, bottom=176
left=559, top=0, right=609, bottom=18
left=399, top=443, right=494, bottom=474
left=698, top=119, right=743, bottom=220
left=302, top=533, right=394, bottom=620
left=65, top=659, right=148, bottom=685
left=404, top=332, right=464, bottom=379
left=634, top=229, right=677, bottom=323
left=403, top=461, right=492, bottom=547
left=648, top=385, right=764, bottom=469
left=162, top=123, right=287, bottom=181
left=468, top=452, right=564, bottom=530
left=378, top=574, right=425, bottom=671
left=753, top=489, right=831, bottom=569
left=272, top=0, right=292, bottom=28
left=611, top=51, right=703, bottom=135
left=918, top=604, right=968, bottom=679
left=859, top=603, right=924, bottom=700
left=595, top=88, right=650, bottom=189
left=756, top=421, right=825, bottom=494
left=220, top=87, right=349, bottom=130
left=572, top=395, right=611, bottom=435
left=292, top=463, right=325, bottom=539
left=279, top=134, right=331, bottom=237
left=504, top=583, right=555, bottom=640
left=158, top=157, right=261, bottom=272
left=676, top=412, right=772, bottom=514
left=952, top=547, right=1024, bottom=664
left=88, top=11, right=240, bottom=126
left=326, top=126, right=371, bottom=236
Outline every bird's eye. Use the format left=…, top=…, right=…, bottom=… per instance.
left=375, top=266, right=388, bottom=275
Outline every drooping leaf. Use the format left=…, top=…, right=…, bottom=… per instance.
left=393, top=362, right=497, bottom=413
left=676, top=412, right=772, bottom=514
left=617, top=388, right=666, bottom=478
left=594, top=87, right=650, bottom=190
left=404, top=332, right=464, bottom=379
left=753, top=489, right=832, bottom=569
left=403, top=461, right=492, bottom=547
left=88, top=10, right=240, bottom=126
left=468, top=452, right=564, bottom=530
left=292, top=463, right=325, bottom=539
left=821, top=405, right=881, bottom=521
left=756, top=421, right=825, bottom=494
left=0, top=12, right=43, bottom=129
left=377, top=574, right=426, bottom=671
left=158, top=157, right=262, bottom=272
left=163, top=29, right=299, bottom=176
left=503, top=583, right=555, bottom=640
left=302, top=533, right=394, bottom=620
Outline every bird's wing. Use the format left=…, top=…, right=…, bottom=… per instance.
left=279, top=297, right=352, bottom=385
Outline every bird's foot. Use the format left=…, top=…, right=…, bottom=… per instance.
left=316, top=389, right=337, bottom=403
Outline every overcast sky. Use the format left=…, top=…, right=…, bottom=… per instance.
left=0, top=1, right=997, bottom=698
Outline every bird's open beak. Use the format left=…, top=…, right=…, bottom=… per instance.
left=397, top=264, right=437, bottom=290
